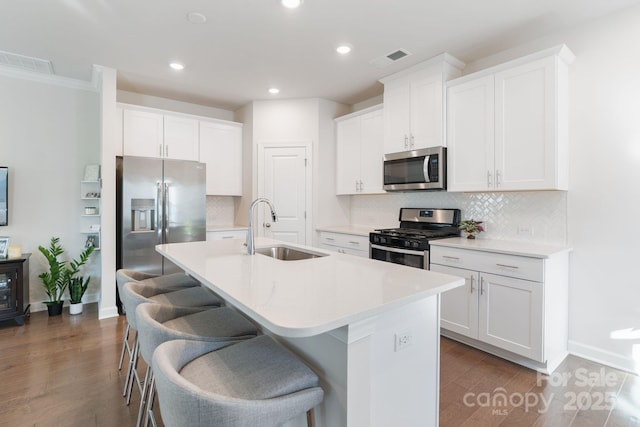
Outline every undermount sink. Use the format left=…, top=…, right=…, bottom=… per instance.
left=255, top=245, right=327, bottom=261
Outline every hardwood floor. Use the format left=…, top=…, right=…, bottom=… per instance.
left=440, top=337, right=640, bottom=426
left=1, top=304, right=638, bottom=426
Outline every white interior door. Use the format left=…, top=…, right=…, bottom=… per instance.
left=258, top=144, right=310, bottom=245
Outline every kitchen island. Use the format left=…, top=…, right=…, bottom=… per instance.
left=156, top=238, right=464, bottom=427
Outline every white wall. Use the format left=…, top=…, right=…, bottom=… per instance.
left=236, top=99, right=351, bottom=243
left=0, top=72, right=101, bottom=312
left=117, top=90, right=234, bottom=121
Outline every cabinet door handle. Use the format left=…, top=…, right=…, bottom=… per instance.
left=359, top=180, right=363, bottom=191
left=348, top=241, right=360, bottom=245
left=165, top=145, right=169, bottom=157
left=443, top=255, right=460, bottom=260
left=159, top=144, right=163, bottom=157
left=496, top=169, right=501, bottom=187
left=469, top=275, right=474, bottom=293
left=480, top=277, right=485, bottom=295
left=404, top=135, right=409, bottom=149
left=410, top=134, right=415, bottom=148
left=496, top=263, right=519, bottom=269
left=487, top=170, right=493, bottom=188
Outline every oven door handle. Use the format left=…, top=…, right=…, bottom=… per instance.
left=371, top=244, right=425, bottom=256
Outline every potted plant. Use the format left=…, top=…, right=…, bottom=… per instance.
left=38, top=237, right=94, bottom=316
left=68, top=276, right=91, bottom=315
left=459, top=219, right=484, bottom=239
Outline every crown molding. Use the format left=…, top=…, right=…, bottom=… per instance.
left=0, top=64, right=98, bottom=92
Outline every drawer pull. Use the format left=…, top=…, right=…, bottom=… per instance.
left=348, top=241, right=360, bottom=245
left=222, top=236, right=234, bottom=239
left=443, top=255, right=460, bottom=260
left=496, top=263, right=519, bottom=269
left=325, top=237, right=335, bottom=241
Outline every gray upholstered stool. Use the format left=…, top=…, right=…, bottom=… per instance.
left=135, top=303, right=258, bottom=427
left=116, top=269, right=199, bottom=378
left=153, top=336, right=324, bottom=427
left=120, top=281, right=222, bottom=405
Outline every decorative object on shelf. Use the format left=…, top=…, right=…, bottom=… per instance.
left=84, top=206, right=98, bottom=215
left=83, top=164, right=101, bottom=181
left=459, top=219, right=484, bottom=239
left=0, top=166, right=7, bottom=226
left=7, top=244, right=21, bottom=258
left=37, top=237, right=95, bottom=316
left=85, top=235, right=97, bottom=248
left=0, top=236, right=9, bottom=258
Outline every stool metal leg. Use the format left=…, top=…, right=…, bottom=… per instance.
left=118, top=323, right=132, bottom=370
left=306, top=409, right=316, bottom=427
left=126, top=339, right=143, bottom=405
left=136, top=365, right=152, bottom=427
left=144, top=373, right=157, bottom=427
left=123, top=330, right=138, bottom=397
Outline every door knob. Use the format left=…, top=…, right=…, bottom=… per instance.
left=265, top=223, right=271, bottom=228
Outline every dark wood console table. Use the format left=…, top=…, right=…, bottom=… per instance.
left=0, top=254, right=30, bottom=325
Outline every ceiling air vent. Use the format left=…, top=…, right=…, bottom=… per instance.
left=369, top=48, right=412, bottom=68
left=0, top=50, right=54, bottom=75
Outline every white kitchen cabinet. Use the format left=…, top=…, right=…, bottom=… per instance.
left=431, top=243, right=569, bottom=373
left=317, top=231, right=369, bottom=258
left=115, top=106, right=123, bottom=157
left=199, top=120, right=243, bottom=196
left=206, top=229, right=247, bottom=241
left=123, top=109, right=163, bottom=158
left=447, top=45, right=574, bottom=192
left=380, top=53, right=464, bottom=154
left=122, top=107, right=199, bottom=161
left=335, top=105, right=384, bottom=195
left=163, top=115, right=199, bottom=161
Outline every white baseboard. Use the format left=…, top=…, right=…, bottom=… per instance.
left=568, top=340, right=638, bottom=374
left=98, top=305, right=119, bottom=319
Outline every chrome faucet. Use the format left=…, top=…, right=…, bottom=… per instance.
left=246, top=198, right=278, bottom=255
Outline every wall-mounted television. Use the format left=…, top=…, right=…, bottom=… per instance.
left=0, top=167, right=7, bottom=226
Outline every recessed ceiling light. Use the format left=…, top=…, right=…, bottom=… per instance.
left=281, top=0, right=303, bottom=9
left=268, top=87, right=280, bottom=94
left=186, top=12, right=207, bottom=24
left=336, top=45, right=352, bottom=55
left=169, top=62, right=185, bottom=70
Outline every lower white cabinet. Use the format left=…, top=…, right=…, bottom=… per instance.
left=206, top=229, right=247, bottom=241
left=318, top=231, right=369, bottom=258
left=431, top=244, right=568, bottom=373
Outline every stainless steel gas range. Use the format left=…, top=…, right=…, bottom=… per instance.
left=369, top=208, right=461, bottom=270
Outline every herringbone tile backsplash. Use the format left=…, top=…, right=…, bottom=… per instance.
left=350, top=191, right=567, bottom=245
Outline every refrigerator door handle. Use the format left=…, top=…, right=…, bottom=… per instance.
left=164, top=182, right=170, bottom=241
left=156, top=182, right=163, bottom=245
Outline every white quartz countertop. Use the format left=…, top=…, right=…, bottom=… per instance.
left=157, top=238, right=464, bottom=338
left=315, top=225, right=377, bottom=237
left=206, top=225, right=247, bottom=232
left=430, top=237, right=572, bottom=258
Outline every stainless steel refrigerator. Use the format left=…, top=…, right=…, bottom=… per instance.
left=116, top=156, right=206, bottom=276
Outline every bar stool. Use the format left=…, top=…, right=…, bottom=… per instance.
left=152, top=336, right=324, bottom=427
left=120, top=280, right=222, bottom=405
left=116, top=269, right=200, bottom=375
left=135, top=303, right=258, bottom=427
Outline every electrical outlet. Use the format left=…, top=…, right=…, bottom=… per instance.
left=395, top=330, right=412, bottom=352
left=517, top=224, right=534, bottom=236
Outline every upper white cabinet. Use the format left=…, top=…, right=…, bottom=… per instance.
left=335, top=105, right=384, bottom=195
left=122, top=108, right=199, bottom=161
left=199, top=120, right=243, bottom=196
left=447, top=45, right=574, bottom=192
left=379, top=53, right=464, bottom=154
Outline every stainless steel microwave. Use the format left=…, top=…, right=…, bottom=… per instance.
left=383, top=146, right=446, bottom=191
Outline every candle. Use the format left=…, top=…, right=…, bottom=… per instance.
left=8, top=245, right=21, bottom=258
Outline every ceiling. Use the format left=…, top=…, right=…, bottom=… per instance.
left=1, top=0, right=639, bottom=111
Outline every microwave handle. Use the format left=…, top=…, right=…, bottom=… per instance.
left=423, top=155, right=432, bottom=183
